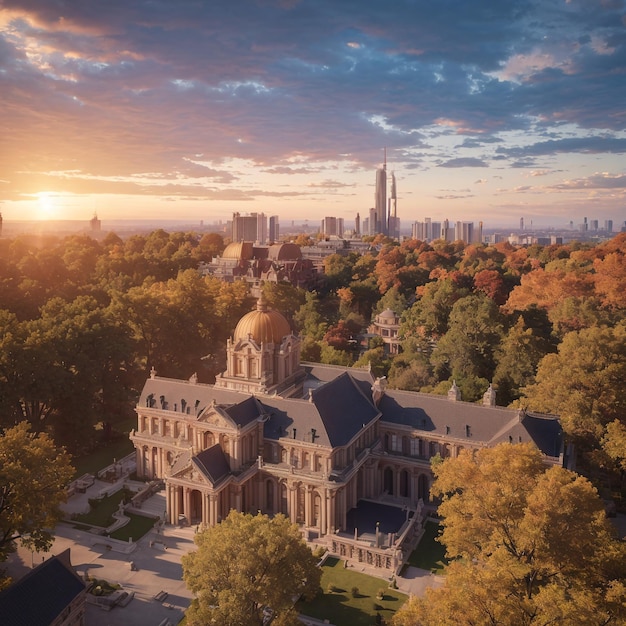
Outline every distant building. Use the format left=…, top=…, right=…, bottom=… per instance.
left=269, top=215, right=280, bottom=244
left=321, top=217, right=344, bottom=238
left=368, top=308, right=402, bottom=354
left=232, top=212, right=268, bottom=244
left=375, top=153, right=387, bottom=235
left=200, top=241, right=316, bottom=289
left=90, top=212, right=101, bottom=232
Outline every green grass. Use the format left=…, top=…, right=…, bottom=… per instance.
left=73, top=488, right=156, bottom=541
left=110, top=512, right=157, bottom=542
left=298, top=557, right=407, bottom=626
left=74, top=489, right=129, bottom=527
left=407, top=521, right=449, bottom=574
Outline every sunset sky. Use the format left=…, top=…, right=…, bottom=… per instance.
left=1, top=0, right=625, bottom=228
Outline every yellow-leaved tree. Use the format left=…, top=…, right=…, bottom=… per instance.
left=182, top=510, right=321, bottom=626
left=393, top=443, right=626, bottom=626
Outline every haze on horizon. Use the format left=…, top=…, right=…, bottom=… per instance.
left=1, top=1, right=625, bottom=229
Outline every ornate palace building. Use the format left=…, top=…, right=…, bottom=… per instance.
left=130, top=297, right=563, bottom=567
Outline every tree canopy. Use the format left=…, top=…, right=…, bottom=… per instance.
left=182, top=511, right=321, bottom=626
left=0, top=422, right=74, bottom=577
left=392, top=444, right=626, bottom=626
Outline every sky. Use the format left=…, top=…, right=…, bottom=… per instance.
left=1, top=0, right=625, bottom=229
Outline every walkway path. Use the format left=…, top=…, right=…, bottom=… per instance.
left=4, top=480, right=449, bottom=625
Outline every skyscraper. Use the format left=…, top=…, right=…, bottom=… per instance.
left=269, top=215, right=279, bottom=243
left=375, top=149, right=387, bottom=236
left=388, top=171, right=400, bottom=239
left=232, top=212, right=268, bottom=243
left=321, top=217, right=344, bottom=238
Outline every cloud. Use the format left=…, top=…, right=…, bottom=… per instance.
left=0, top=0, right=625, bottom=223
left=438, top=158, right=488, bottom=168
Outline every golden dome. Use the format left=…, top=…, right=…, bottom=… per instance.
left=222, top=241, right=253, bottom=260
left=233, top=296, right=292, bottom=344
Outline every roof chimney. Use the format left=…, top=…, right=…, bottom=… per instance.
left=448, top=380, right=461, bottom=402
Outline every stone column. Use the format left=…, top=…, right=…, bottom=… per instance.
left=304, top=486, right=312, bottom=527
left=209, top=494, right=217, bottom=526
left=184, top=488, right=191, bottom=523
left=320, top=488, right=327, bottom=535
left=288, top=483, right=297, bottom=524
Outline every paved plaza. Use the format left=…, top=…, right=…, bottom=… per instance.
left=3, top=478, right=447, bottom=625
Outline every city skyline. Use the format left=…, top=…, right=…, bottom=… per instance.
left=1, top=1, right=625, bottom=228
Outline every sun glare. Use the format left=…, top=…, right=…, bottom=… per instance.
left=36, top=192, right=59, bottom=220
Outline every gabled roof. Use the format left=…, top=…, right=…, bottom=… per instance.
left=193, top=445, right=231, bottom=485
left=310, top=373, right=380, bottom=447
left=0, top=549, right=85, bottom=626
left=221, top=395, right=262, bottom=426
left=261, top=372, right=379, bottom=448
left=379, top=389, right=562, bottom=458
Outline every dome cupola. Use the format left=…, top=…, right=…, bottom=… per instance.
left=233, top=296, right=292, bottom=344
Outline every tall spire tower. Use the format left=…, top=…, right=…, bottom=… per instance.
left=375, top=148, right=387, bottom=235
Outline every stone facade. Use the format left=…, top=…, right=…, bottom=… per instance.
left=130, top=299, right=564, bottom=568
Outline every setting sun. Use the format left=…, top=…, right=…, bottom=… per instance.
left=36, top=192, right=59, bottom=220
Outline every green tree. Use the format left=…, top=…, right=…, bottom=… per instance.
left=182, top=511, right=321, bottom=626
left=521, top=324, right=626, bottom=449
left=401, top=278, right=470, bottom=339
left=430, top=293, right=504, bottom=396
left=0, top=422, right=74, bottom=571
left=393, top=444, right=626, bottom=626
left=493, top=316, right=553, bottom=406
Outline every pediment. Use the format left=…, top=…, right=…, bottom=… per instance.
left=171, top=463, right=212, bottom=485
left=198, top=407, right=236, bottom=429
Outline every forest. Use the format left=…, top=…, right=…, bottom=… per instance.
left=0, top=228, right=624, bottom=498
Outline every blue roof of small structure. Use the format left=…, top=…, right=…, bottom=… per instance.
left=0, top=549, right=85, bottom=626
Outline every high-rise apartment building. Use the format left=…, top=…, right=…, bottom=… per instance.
left=321, top=217, right=344, bottom=238
left=232, top=212, right=268, bottom=244
left=413, top=218, right=481, bottom=244
left=269, top=215, right=279, bottom=243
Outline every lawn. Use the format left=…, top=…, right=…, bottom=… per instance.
left=110, top=512, right=157, bottom=542
left=73, top=488, right=156, bottom=541
left=298, top=557, right=407, bottom=626
left=74, top=489, right=130, bottom=527
left=406, top=520, right=448, bottom=574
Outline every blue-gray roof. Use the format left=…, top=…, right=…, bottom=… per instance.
left=193, top=445, right=231, bottom=485
left=0, top=549, right=85, bottom=626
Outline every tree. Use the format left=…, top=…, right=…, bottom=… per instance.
left=401, top=278, right=469, bottom=339
left=493, top=316, right=553, bottom=406
left=0, top=422, right=74, bottom=571
left=521, top=324, right=626, bottom=448
left=430, top=293, right=504, bottom=396
left=393, top=444, right=626, bottom=626
left=182, top=511, right=321, bottom=626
